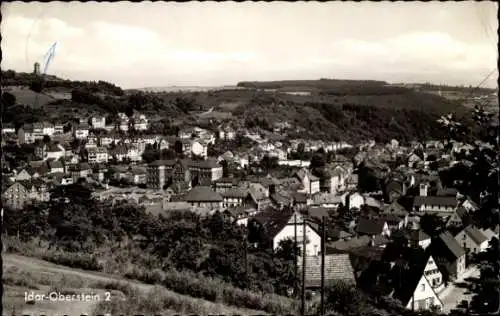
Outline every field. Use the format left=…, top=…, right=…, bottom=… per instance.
left=2, top=254, right=265, bottom=316
left=3, top=87, right=54, bottom=108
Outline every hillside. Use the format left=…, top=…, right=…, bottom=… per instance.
left=3, top=254, right=264, bottom=316
left=2, top=69, right=476, bottom=143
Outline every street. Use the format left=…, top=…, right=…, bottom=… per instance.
left=440, top=267, right=480, bottom=314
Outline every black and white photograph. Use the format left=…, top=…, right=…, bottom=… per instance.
left=1, top=1, right=499, bottom=316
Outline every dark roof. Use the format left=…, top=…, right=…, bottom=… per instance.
left=48, top=160, right=63, bottom=169
left=413, top=196, right=458, bottom=207
left=356, top=218, right=387, bottom=236
left=300, top=254, right=356, bottom=288
left=435, top=231, right=465, bottom=259
left=409, top=229, right=431, bottom=242
left=463, top=225, right=489, bottom=246
left=455, top=206, right=468, bottom=219
left=392, top=250, right=443, bottom=307
left=184, top=186, right=223, bottom=202
left=188, top=158, right=220, bottom=169
left=308, top=207, right=330, bottom=221
left=221, top=188, right=247, bottom=198
left=293, top=192, right=308, bottom=203
left=437, top=187, right=458, bottom=197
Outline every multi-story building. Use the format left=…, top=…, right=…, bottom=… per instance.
left=87, top=147, right=109, bottom=164
left=91, top=116, right=106, bottom=130
left=74, top=123, right=90, bottom=140
left=147, top=159, right=223, bottom=189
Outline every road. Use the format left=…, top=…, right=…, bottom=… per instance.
left=3, top=254, right=264, bottom=315
left=440, top=267, right=480, bottom=313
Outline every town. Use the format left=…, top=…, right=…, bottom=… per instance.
left=2, top=2, right=499, bottom=316
left=2, top=79, right=499, bottom=315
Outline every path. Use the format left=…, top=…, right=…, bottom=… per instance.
left=440, top=266, right=480, bottom=313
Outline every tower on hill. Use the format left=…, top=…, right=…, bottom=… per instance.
left=33, top=62, right=41, bottom=75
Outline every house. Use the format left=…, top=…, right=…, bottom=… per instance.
left=382, top=202, right=409, bottom=227
left=218, top=126, right=236, bottom=140
left=91, top=116, right=106, bottom=130
left=184, top=186, right=223, bottom=210
left=356, top=218, right=391, bottom=238
left=479, top=227, right=499, bottom=243
left=221, top=188, right=247, bottom=208
left=74, top=123, right=90, bottom=140
left=54, top=124, right=65, bottom=135
left=17, top=124, right=41, bottom=144
left=429, top=231, right=466, bottom=280
left=2, top=123, right=16, bottom=134
left=295, top=168, right=320, bottom=195
left=44, top=143, right=66, bottom=161
left=246, top=184, right=272, bottom=211
left=133, top=114, right=148, bottom=131
left=87, top=147, right=109, bottom=164
left=292, top=192, right=310, bottom=210
left=392, top=252, right=444, bottom=311
left=14, top=169, right=33, bottom=182
left=324, top=164, right=349, bottom=194
left=346, top=192, right=365, bottom=210
left=346, top=173, right=359, bottom=191
left=391, top=229, right=432, bottom=250
left=252, top=210, right=322, bottom=256
left=299, top=254, right=356, bottom=290
left=188, top=159, right=223, bottom=184
left=413, top=196, right=458, bottom=214
left=454, top=225, right=490, bottom=254
left=213, top=177, right=238, bottom=193
left=445, top=207, right=469, bottom=228
left=179, top=128, right=195, bottom=139
left=2, top=182, right=30, bottom=210
left=85, top=138, right=98, bottom=149
left=224, top=205, right=258, bottom=226
left=47, top=160, right=64, bottom=174
left=127, top=168, right=147, bottom=185
left=191, top=140, right=208, bottom=158
left=311, top=192, right=344, bottom=208
left=384, top=180, right=406, bottom=203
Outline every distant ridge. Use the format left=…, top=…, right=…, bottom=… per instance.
left=132, top=85, right=244, bottom=92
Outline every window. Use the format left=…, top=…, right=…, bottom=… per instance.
left=421, top=284, right=425, bottom=291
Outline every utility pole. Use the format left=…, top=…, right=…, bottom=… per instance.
left=294, top=212, right=298, bottom=298
left=243, top=227, right=248, bottom=288
left=301, top=216, right=307, bottom=316
left=320, top=216, right=326, bottom=316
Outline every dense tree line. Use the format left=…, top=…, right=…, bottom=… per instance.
left=2, top=183, right=299, bottom=295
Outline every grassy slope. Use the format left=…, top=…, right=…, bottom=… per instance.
left=3, top=254, right=265, bottom=316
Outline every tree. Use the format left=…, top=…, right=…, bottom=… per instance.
left=419, top=214, right=444, bottom=237
left=310, top=152, right=326, bottom=170
left=2, top=92, right=16, bottom=107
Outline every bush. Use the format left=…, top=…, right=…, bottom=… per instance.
left=41, top=251, right=102, bottom=271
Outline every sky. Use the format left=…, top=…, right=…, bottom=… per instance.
left=2, top=2, right=498, bottom=89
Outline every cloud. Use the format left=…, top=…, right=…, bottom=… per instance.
left=1, top=9, right=497, bottom=88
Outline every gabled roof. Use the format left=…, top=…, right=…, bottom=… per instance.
left=413, top=196, right=458, bottom=207
left=221, top=188, right=247, bottom=199
left=435, top=231, right=465, bottom=259
left=356, top=218, right=387, bottom=236
left=392, top=251, right=443, bottom=308
left=300, top=254, right=356, bottom=288
left=409, top=229, right=431, bottom=242
left=184, top=186, right=223, bottom=202
left=462, top=225, right=489, bottom=246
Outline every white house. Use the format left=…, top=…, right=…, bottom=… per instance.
left=91, top=117, right=106, bottom=130
left=133, top=114, right=148, bottom=131
left=74, top=124, right=90, bottom=140
left=41, top=122, right=55, bottom=136
left=454, top=225, right=490, bottom=254
left=400, top=255, right=444, bottom=311
left=45, top=143, right=66, bottom=161
left=191, top=140, right=208, bottom=158
left=272, top=212, right=322, bottom=256
left=295, top=168, right=320, bottom=195
left=346, top=192, right=365, bottom=210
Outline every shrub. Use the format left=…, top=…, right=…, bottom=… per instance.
left=41, top=251, right=102, bottom=271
